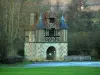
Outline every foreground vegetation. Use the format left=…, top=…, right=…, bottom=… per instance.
left=0, top=67, right=100, bottom=75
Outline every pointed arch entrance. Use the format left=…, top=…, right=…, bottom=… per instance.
left=46, top=46, right=56, bottom=60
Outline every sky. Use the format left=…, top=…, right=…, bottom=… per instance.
left=50, top=0, right=100, bottom=5
left=48, top=0, right=100, bottom=11
left=87, top=0, right=100, bottom=5
left=50, top=0, right=71, bottom=5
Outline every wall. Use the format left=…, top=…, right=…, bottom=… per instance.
left=24, top=43, right=68, bottom=61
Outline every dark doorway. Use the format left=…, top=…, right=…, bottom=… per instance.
left=46, top=46, right=56, bottom=60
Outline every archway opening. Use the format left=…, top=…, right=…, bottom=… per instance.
left=46, top=46, right=56, bottom=60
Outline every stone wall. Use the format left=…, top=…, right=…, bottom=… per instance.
left=24, top=43, right=68, bottom=61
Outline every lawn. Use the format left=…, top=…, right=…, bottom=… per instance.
left=0, top=67, right=100, bottom=75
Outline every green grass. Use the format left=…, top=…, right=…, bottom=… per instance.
left=0, top=67, right=100, bottom=75
left=0, top=61, right=32, bottom=67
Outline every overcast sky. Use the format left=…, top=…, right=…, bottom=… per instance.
left=87, top=0, right=100, bottom=5
left=50, top=0, right=100, bottom=5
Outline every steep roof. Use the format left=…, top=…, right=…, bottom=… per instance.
left=28, top=13, right=68, bottom=30
left=60, top=16, right=68, bottom=29
left=37, top=13, right=45, bottom=29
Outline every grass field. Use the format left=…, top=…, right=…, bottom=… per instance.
left=0, top=67, right=100, bottom=75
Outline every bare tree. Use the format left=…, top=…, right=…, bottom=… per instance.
left=4, top=0, right=23, bottom=56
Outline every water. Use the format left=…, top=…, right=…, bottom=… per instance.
left=25, top=62, right=100, bottom=68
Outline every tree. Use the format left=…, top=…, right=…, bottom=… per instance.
left=0, top=25, right=8, bottom=59
left=67, top=0, right=89, bottom=32
left=0, top=0, right=24, bottom=57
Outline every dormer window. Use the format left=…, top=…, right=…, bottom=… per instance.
left=49, top=18, right=55, bottom=23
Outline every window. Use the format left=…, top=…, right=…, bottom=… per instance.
left=49, top=18, right=55, bottom=23
left=25, top=31, right=35, bottom=42
left=44, top=29, right=60, bottom=42
left=49, top=29, right=54, bottom=37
